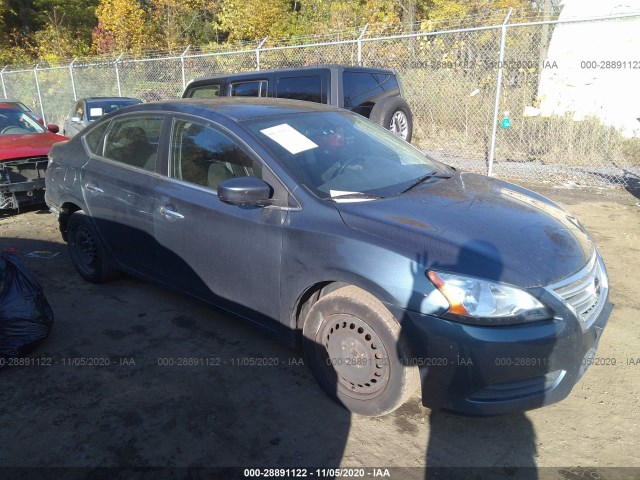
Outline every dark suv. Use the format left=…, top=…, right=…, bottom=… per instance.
left=182, top=65, right=413, bottom=142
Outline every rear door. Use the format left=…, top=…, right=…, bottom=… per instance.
left=81, top=113, right=166, bottom=275
left=152, top=114, right=287, bottom=330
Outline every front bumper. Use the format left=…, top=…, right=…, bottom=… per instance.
left=389, top=293, right=613, bottom=415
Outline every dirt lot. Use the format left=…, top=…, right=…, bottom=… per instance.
left=0, top=182, right=639, bottom=479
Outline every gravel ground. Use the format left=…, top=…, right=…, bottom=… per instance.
left=0, top=181, right=638, bottom=480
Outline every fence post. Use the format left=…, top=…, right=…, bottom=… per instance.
left=33, top=63, right=47, bottom=125
left=69, top=58, right=78, bottom=101
left=114, top=52, right=124, bottom=97
left=487, top=8, right=512, bottom=177
left=180, top=45, right=191, bottom=91
left=256, top=37, right=267, bottom=71
left=0, top=65, right=8, bottom=98
left=357, top=24, right=369, bottom=66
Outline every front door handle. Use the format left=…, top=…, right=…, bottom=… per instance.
left=85, top=184, right=104, bottom=193
left=160, top=205, right=184, bottom=221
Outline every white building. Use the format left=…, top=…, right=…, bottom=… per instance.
left=537, top=0, right=640, bottom=137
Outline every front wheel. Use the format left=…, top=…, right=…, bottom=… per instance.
left=302, top=286, right=419, bottom=416
left=67, top=210, right=119, bottom=283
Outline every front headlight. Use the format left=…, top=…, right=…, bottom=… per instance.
left=427, top=271, right=553, bottom=325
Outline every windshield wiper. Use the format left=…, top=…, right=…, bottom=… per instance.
left=401, top=172, right=453, bottom=193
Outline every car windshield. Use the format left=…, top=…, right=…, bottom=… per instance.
left=86, top=100, right=140, bottom=120
left=244, top=111, right=448, bottom=198
left=0, top=108, right=45, bottom=135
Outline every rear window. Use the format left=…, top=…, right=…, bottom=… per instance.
left=343, top=72, right=399, bottom=111
left=186, top=85, right=221, bottom=98
left=276, top=75, right=325, bottom=104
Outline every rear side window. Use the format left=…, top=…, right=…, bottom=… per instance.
left=84, top=122, right=110, bottom=155
left=103, top=116, right=164, bottom=171
left=170, top=119, right=261, bottom=190
left=230, top=81, right=268, bottom=97
left=187, top=85, right=221, bottom=98
left=343, top=72, right=399, bottom=115
left=277, top=75, right=325, bottom=104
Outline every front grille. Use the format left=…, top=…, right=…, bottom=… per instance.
left=1, top=156, right=49, bottom=166
left=548, top=252, right=608, bottom=331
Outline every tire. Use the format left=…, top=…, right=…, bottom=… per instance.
left=370, top=97, right=413, bottom=143
left=302, top=285, right=419, bottom=416
left=67, top=210, right=119, bottom=283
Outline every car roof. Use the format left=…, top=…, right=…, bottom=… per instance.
left=83, top=97, right=141, bottom=102
left=187, top=64, right=395, bottom=86
left=120, top=97, right=340, bottom=122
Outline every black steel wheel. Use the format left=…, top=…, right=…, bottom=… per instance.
left=67, top=210, right=119, bottom=283
left=303, top=285, right=419, bottom=416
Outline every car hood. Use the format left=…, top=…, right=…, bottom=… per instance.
left=334, top=172, right=594, bottom=288
left=0, top=133, right=67, bottom=161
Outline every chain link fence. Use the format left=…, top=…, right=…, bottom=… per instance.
left=2, top=12, right=639, bottom=188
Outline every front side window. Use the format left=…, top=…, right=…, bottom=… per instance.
left=230, top=81, right=268, bottom=97
left=74, top=102, right=84, bottom=118
left=187, top=85, right=221, bottom=98
left=170, top=119, right=261, bottom=190
left=276, top=75, right=325, bottom=104
left=103, top=116, right=163, bottom=171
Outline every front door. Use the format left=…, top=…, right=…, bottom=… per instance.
left=153, top=116, right=286, bottom=330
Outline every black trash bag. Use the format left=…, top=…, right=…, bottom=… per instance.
left=0, top=251, right=54, bottom=363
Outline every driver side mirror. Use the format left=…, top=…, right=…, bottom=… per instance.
left=217, top=177, right=272, bottom=206
left=47, top=124, right=60, bottom=134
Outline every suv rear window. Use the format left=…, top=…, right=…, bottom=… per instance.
left=277, top=75, right=325, bottom=104
left=343, top=72, right=399, bottom=115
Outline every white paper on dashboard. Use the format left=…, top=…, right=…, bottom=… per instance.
left=260, top=124, right=318, bottom=154
left=89, top=108, right=103, bottom=117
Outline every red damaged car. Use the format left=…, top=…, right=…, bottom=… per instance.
left=0, top=103, right=66, bottom=211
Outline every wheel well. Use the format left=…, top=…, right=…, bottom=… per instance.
left=292, top=281, right=350, bottom=343
left=59, top=202, right=82, bottom=242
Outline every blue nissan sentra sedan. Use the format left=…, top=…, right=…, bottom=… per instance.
left=45, top=98, right=612, bottom=416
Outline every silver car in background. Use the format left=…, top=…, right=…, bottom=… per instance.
left=63, top=97, right=141, bottom=137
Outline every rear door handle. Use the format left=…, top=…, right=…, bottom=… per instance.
left=85, top=184, right=104, bottom=193
left=160, top=205, right=184, bottom=221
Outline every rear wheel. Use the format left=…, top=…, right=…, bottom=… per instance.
left=370, top=97, right=413, bottom=143
left=67, top=210, right=119, bottom=283
left=302, top=286, right=419, bottom=416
